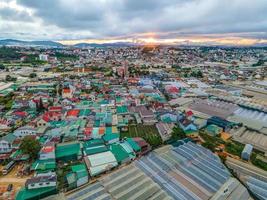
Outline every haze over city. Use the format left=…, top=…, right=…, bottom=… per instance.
left=0, top=0, right=267, bottom=45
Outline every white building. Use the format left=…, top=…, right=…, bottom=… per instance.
left=39, top=54, right=49, bottom=61
left=25, top=173, right=57, bottom=190
left=0, top=133, right=16, bottom=153
left=39, top=143, right=55, bottom=160
left=13, top=126, right=36, bottom=138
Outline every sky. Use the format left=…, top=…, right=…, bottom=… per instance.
left=0, top=0, right=267, bottom=45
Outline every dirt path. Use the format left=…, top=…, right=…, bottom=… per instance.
left=0, top=178, right=26, bottom=183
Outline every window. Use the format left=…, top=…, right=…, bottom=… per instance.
left=39, top=183, right=43, bottom=186
left=46, top=182, right=50, bottom=185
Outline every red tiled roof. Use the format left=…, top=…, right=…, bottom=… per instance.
left=67, top=109, right=80, bottom=117
left=186, top=110, right=194, bottom=116
left=13, top=111, right=27, bottom=117
left=84, top=127, right=92, bottom=136
left=49, top=106, right=62, bottom=112
left=63, top=88, right=71, bottom=93
left=42, top=114, right=50, bottom=122
left=41, top=146, right=54, bottom=153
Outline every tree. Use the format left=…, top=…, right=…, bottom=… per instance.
left=29, top=73, right=37, bottom=78
left=37, top=98, right=45, bottom=112
left=20, top=136, right=41, bottom=160
left=0, top=64, right=5, bottom=70
left=196, top=70, right=203, bottom=78
left=5, top=75, right=17, bottom=82
left=170, top=126, right=186, bottom=141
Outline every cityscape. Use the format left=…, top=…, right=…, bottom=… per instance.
left=0, top=0, right=267, bottom=200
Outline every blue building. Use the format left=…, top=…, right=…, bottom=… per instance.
left=241, top=144, right=253, bottom=161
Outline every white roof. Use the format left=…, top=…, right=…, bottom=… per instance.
left=87, top=151, right=117, bottom=167
left=87, top=151, right=118, bottom=176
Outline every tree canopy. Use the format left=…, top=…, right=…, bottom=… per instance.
left=20, top=136, right=41, bottom=160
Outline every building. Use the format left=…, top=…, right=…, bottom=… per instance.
left=66, top=164, right=171, bottom=200
left=206, top=124, right=223, bottom=136
left=66, top=164, right=89, bottom=190
left=39, top=54, right=49, bottom=61
left=84, top=151, right=118, bottom=176
left=16, top=173, right=57, bottom=200
left=13, top=126, right=36, bottom=138
left=55, top=142, right=82, bottom=162
left=39, top=143, right=55, bottom=160
left=0, top=133, right=16, bottom=154
left=156, top=122, right=174, bottom=141
left=25, top=173, right=57, bottom=190
left=241, top=144, right=253, bottom=161
left=207, top=116, right=233, bottom=132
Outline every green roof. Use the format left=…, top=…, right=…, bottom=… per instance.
left=83, top=140, right=108, bottom=155
left=66, top=172, right=77, bottom=185
left=1, top=133, right=16, bottom=143
left=184, top=129, right=198, bottom=135
left=31, top=159, right=56, bottom=172
left=16, top=186, right=57, bottom=200
left=116, top=106, right=128, bottom=114
left=102, top=133, right=119, bottom=142
left=10, top=150, right=29, bottom=161
left=71, top=164, right=88, bottom=179
left=126, top=138, right=141, bottom=152
left=79, top=109, right=91, bottom=117
left=55, top=142, right=81, bottom=160
left=109, top=143, right=130, bottom=163
left=206, top=124, right=222, bottom=135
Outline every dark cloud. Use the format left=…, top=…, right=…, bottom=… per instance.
left=2, top=0, right=267, bottom=41
left=0, top=7, right=32, bottom=21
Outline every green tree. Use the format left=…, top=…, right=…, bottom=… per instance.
left=37, top=98, right=45, bottom=112
left=20, top=136, right=41, bottom=160
left=5, top=75, right=17, bottom=82
left=170, top=126, right=186, bottom=141
left=196, top=70, right=203, bottom=78
left=29, top=73, right=37, bottom=78
left=0, top=64, right=5, bottom=70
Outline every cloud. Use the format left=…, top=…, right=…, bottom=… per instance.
left=0, top=0, right=266, bottom=44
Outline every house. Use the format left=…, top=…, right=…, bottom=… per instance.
left=0, top=133, right=16, bottom=154
left=193, top=117, right=207, bottom=129
left=109, top=143, right=131, bottom=164
left=84, top=151, right=118, bottom=176
left=102, top=133, right=120, bottom=144
left=178, top=117, right=197, bottom=132
left=13, top=126, right=36, bottom=138
left=116, top=105, right=129, bottom=117
left=39, top=143, right=55, bottom=160
left=139, top=109, right=157, bottom=125
left=16, top=185, right=57, bottom=200
left=241, top=144, right=253, bottom=161
left=66, top=109, right=80, bottom=119
left=66, top=164, right=89, bottom=190
left=206, top=124, right=223, bottom=136
left=159, top=113, right=177, bottom=123
left=25, top=173, right=57, bottom=190
left=37, top=118, right=49, bottom=128
left=156, top=122, right=175, bottom=141
left=207, top=116, right=233, bottom=132
left=31, top=157, right=56, bottom=172
left=62, top=88, right=73, bottom=99
left=133, top=137, right=151, bottom=155
left=55, top=142, right=82, bottom=162
left=125, top=138, right=141, bottom=155
left=83, top=139, right=108, bottom=155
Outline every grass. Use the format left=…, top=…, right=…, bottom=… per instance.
left=199, top=131, right=225, bottom=152
left=121, top=124, right=162, bottom=148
